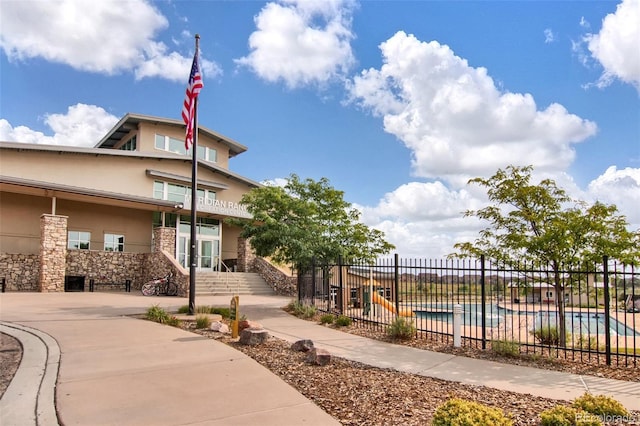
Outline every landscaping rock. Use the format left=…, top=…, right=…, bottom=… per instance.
left=239, top=328, right=270, bottom=345
left=305, top=348, right=331, bottom=366
left=210, top=321, right=229, bottom=333
left=238, top=320, right=263, bottom=332
left=291, top=339, right=315, bottom=352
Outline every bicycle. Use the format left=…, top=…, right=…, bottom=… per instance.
left=141, top=273, right=178, bottom=296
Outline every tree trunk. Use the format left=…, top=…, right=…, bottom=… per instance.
left=553, top=262, right=567, bottom=347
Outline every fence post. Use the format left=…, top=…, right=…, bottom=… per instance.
left=311, top=257, right=316, bottom=306
left=453, top=304, right=462, bottom=347
left=480, top=255, right=486, bottom=350
left=603, top=256, right=611, bottom=365
left=394, top=253, right=400, bottom=318
left=1, top=277, right=5, bottom=293
left=338, top=255, right=343, bottom=314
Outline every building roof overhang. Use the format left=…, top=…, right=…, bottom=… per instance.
left=0, top=141, right=262, bottom=189
left=95, top=112, right=248, bottom=158
left=0, top=175, right=185, bottom=212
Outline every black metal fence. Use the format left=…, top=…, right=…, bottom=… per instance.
left=300, top=255, right=639, bottom=367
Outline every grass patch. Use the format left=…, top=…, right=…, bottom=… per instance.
left=195, top=314, right=212, bottom=329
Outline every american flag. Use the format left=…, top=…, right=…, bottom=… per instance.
left=182, top=50, right=203, bottom=150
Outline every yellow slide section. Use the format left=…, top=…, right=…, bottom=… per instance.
left=371, top=293, right=414, bottom=317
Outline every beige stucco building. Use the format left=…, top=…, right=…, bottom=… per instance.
left=0, top=113, right=261, bottom=293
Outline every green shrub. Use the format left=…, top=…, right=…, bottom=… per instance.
left=196, top=305, right=213, bottom=314
left=166, top=316, right=181, bottom=327
left=540, top=406, right=584, bottom=426
left=285, top=300, right=301, bottom=312
left=432, top=398, right=513, bottom=426
left=195, top=314, right=212, bottom=329
left=572, top=393, right=629, bottom=417
left=146, top=305, right=170, bottom=323
left=335, top=315, right=352, bottom=327
left=386, top=317, right=416, bottom=340
left=575, top=336, right=603, bottom=351
left=320, top=314, right=335, bottom=325
left=531, top=325, right=566, bottom=345
left=176, top=305, right=230, bottom=318
left=491, top=339, right=520, bottom=357
left=286, top=300, right=317, bottom=319
left=211, top=307, right=231, bottom=319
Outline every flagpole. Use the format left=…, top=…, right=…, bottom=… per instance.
left=188, top=34, right=200, bottom=316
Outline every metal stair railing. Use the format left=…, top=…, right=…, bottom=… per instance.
left=218, top=258, right=240, bottom=295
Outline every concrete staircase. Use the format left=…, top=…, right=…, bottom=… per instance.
left=194, top=272, right=275, bottom=296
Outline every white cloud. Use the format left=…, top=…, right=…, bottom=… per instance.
left=544, top=28, right=555, bottom=43
left=579, top=17, right=591, bottom=29
left=347, top=31, right=597, bottom=188
left=359, top=166, right=640, bottom=259
left=0, top=104, right=118, bottom=148
left=584, top=0, right=640, bottom=91
left=0, top=0, right=216, bottom=83
left=356, top=182, right=487, bottom=259
left=235, top=0, right=356, bottom=88
left=587, top=166, right=640, bottom=228
left=135, top=43, right=222, bottom=82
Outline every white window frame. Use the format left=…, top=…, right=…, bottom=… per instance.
left=155, top=133, right=217, bottom=162
left=104, top=233, right=125, bottom=252
left=153, top=181, right=216, bottom=203
left=68, top=231, right=91, bottom=250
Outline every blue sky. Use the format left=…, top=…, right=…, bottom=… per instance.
left=1, top=0, right=639, bottom=258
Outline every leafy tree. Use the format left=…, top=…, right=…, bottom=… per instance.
left=453, top=165, right=640, bottom=346
left=228, top=174, right=394, bottom=274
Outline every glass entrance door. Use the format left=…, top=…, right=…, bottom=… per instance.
left=177, top=216, right=221, bottom=271
left=178, top=237, right=220, bottom=271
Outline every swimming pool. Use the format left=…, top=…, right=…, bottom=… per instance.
left=414, top=304, right=640, bottom=338
left=534, top=311, right=640, bottom=337
left=414, top=303, right=504, bottom=327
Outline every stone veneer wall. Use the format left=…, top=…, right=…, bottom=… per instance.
left=1, top=224, right=188, bottom=294
left=66, top=251, right=148, bottom=291
left=145, top=250, right=189, bottom=297
left=236, top=237, right=255, bottom=273
left=0, top=254, right=40, bottom=291
left=251, top=257, right=297, bottom=296
left=152, top=227, right=176, bottom=256
left=39, top=214, right=68, bottom=292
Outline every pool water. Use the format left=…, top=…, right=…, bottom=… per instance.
left=534, top=311, right=640, bottom=337
left=414, top=304, right=640, bottom=337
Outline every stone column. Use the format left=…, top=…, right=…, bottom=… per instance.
left=237, top=237, right=255, bottom=272
left=39, top=214, right=68, bottom=292
left=153, top=227, right=176, bottom=255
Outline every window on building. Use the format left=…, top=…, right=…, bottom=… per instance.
left=120, top=136, right=136, bottom=151
left=152, top=212, right=178, bottom=228
left=68, top=231, right=90, bottom=250
left=196, top=145, right=217, bottom=162
left=104, top=234, right=124, bottom=252
left=153, top=181, right=213, bottom=204
left=155, top=133, right=217, bottom=162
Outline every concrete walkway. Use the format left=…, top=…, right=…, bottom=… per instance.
left=1, top=292, right=639, bottom=426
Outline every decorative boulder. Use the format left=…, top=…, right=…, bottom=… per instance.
left=239, top=328, right=269, bottom=345
left=210, top=321, right=229, bottom=333
left=291, top=339, right=315, bottom=352
left=238, top=320, right=263, bottom=332
left=305, top=348, right=331, bottom=366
